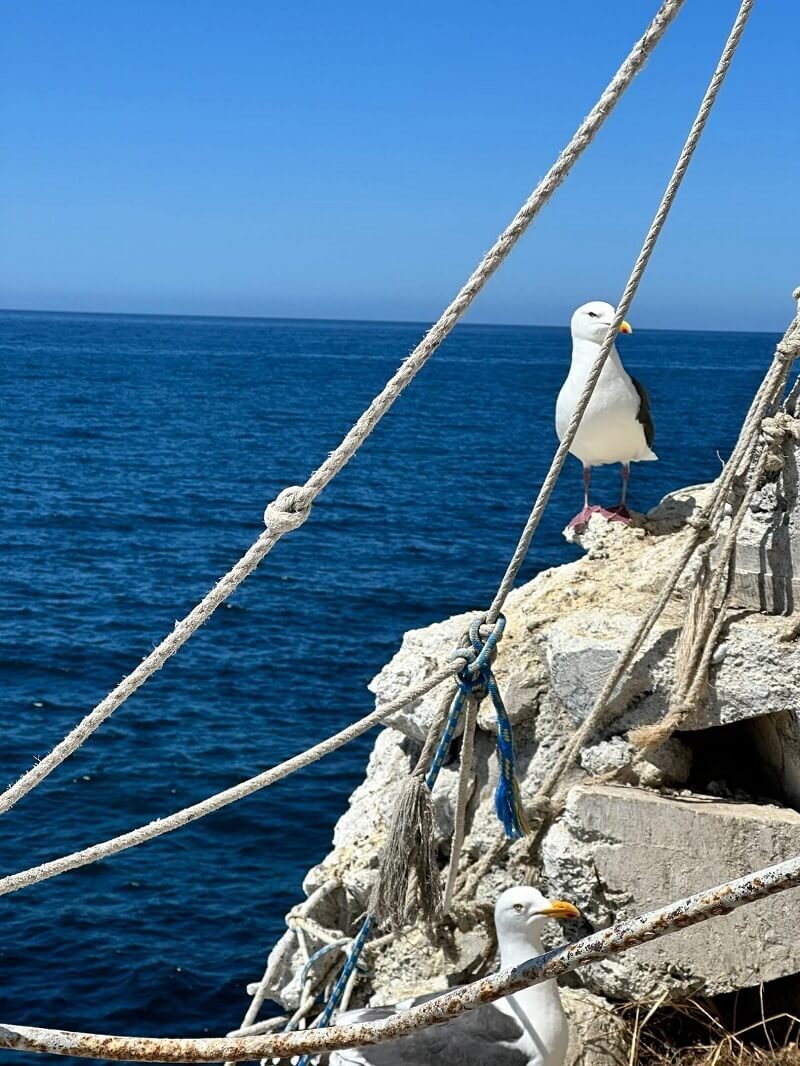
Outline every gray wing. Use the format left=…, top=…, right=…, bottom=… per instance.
left=326, top=1002, right=526, bottom=1066
left=631, top=376, right=655, bottom=448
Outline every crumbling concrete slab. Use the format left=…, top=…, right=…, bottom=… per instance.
left=543, top=783, right=800, bottom=998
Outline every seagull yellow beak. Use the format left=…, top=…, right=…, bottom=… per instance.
left=540, top=899, right=581, bottom=920
left=618, top=320, right=633, bottom=334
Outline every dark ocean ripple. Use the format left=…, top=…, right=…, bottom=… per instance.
left=0, top=310, right=779, bottom=1064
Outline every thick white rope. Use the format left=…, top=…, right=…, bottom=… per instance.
left=487, top=0, right=755, bottom=623
left=0, top=664, right=461, bottom=898
left=3, top=849, right=800, bottom=1062
left=0, top=0, right=750, bottom=901
left=442, top=694, right=478, bottom=913
left=0, top=0, right=686, bottom=817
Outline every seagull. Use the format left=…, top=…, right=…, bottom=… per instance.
left=556, top=300, right=656, bottom=530
left=327, top=887, right=580, bottom=1066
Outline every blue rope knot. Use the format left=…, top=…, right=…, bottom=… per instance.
left=426, top=614, right=528, bottom=839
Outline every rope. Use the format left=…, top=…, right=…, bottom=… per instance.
left=486, top=0, right=755, bottom=624
left=370, top=615, right=524, bottom=927
left=6, top=850, right=800, bottom=1061
left=0, top=662, right=463, bottom=899
left=432, top=616, right=526, bottom=838
left=0, top=0, right=753, bottom=903
left=442, top=693, right=477, bottom=913
left=296, top=916, right=373, bottom=1066
left=0, top=0, right=687, bottom=820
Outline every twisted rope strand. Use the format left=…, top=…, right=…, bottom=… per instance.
left=442, top=695, right=478, bottom=913
left=0, top=0, right=687, bottom=818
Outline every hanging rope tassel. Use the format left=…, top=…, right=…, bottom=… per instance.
left=369, top=684, right=456, bottom=929
left=460, top=615, right=529, bottom=840
left=486, top=671, right=529, bottom=839
left=369, top=769, right=443, bottom=929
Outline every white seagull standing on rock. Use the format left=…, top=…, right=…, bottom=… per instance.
left=327, top=886, right=580, bottom=1066
left=556, top=300, right=656, bottom=530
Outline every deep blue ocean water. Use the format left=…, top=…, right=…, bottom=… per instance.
left=0, top=310, right=780, bottom=1064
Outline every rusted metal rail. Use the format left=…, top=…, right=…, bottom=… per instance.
left=2, top=851, right=799, bottom=1062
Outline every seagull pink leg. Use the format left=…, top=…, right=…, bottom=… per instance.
left=608, top=463, right=632, bottom=523
left=568, top=466, right=600, bottom=529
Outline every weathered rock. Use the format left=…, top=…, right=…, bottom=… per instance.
left=369, top=613, right=471, bottom=742
left=543, top=784, right=800, bottom=998
left=729, top=440, right=799, bottom=615
left=580, top=734, right=692, bottom=788
left=747, top=709, right=800, bottom=808
left=562, top=988, right=630, bottom=1066
left=254, top=480, right=800, bottom=1022
left=368, top=924, right=489, bottom=1006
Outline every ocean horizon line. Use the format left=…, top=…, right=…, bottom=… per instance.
left=0, top=305, right=783, bottom=338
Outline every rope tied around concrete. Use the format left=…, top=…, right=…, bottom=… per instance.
left=372, top=613, right=528, bottom=929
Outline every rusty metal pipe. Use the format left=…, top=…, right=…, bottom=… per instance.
left=2, top=850, right=799, bottom=1062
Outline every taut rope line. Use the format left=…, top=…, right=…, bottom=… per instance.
left=0, top=664, right=463, bottom=899
left=0, top=0, right=753, bottom=902
left=0, top=0, right=687, bottom=818
left=486, top=0, right=754, bottom=624
left=3, top=850, right=800, bottom=1061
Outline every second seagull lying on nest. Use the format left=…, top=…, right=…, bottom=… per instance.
left=556, top=300, right=656, bottom=530
left=327, top=886, right=580, bottom=1066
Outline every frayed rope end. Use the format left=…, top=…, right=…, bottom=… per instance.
left=495, top=773, right=530, bottom=839
left=369, top=775, right=442, bottom=930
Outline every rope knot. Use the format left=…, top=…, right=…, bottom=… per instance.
left=431, top=614, right=526, bottom=839
left=264, top=487, right=313, bottom=536
left=776, top=335, right=800, bottom=364
left=685, top=512, right=710, bottom=533
left=761, top=412, right=800, bottom=472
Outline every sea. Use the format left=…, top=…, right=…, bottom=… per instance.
left=0, top=310, right=781, bottom=1064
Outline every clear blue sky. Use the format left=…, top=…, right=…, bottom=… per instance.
left=1, top=1, right=797, bottom=331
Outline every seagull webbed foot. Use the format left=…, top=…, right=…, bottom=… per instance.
left=568, top=505, right=605, bottom=531
left=607, top=504, right=632, bottom=524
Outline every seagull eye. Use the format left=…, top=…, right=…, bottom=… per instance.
left=587, top=311, right=598, bottom=318
left=513, top=903, right=524, bottom=913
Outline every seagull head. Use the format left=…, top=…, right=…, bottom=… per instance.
left=494, top=886, right=580, bottom=943
left=571, top=300, right=632, bottom=345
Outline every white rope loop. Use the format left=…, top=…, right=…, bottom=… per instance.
left=0, top=0, right=687, bottom=817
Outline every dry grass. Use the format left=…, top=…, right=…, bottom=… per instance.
left=620, top=992, right=800, bottom=1065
